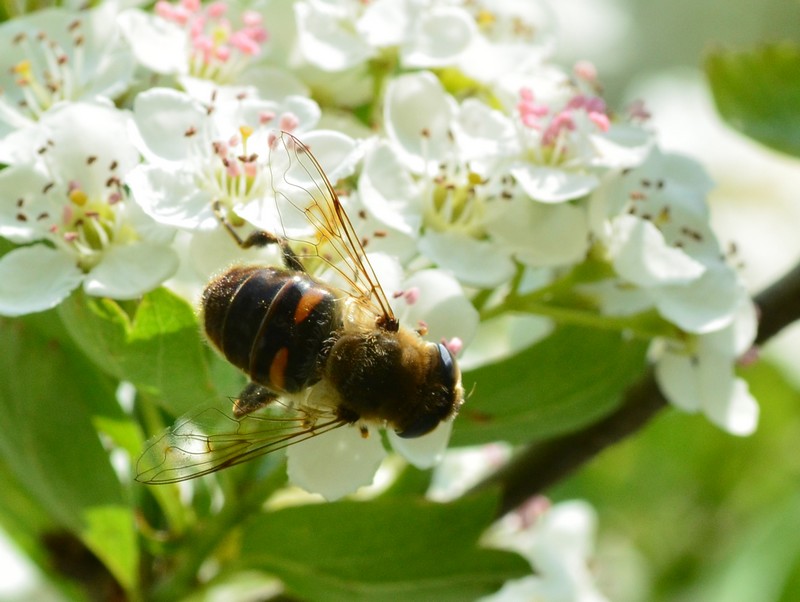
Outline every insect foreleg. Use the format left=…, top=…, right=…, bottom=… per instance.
left=212, top=200, right=305, bottom=272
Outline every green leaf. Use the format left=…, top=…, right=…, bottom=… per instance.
left=239, top=494, right=528, bottom=601
left=454, top=326, right=648, bottom=446
left=0, top=317, right=138, bottom=591
left=706, top=43, right=800, bottom=157
left=59, top=287, right=218, bottom=416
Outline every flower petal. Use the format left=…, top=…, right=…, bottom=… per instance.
left=286, top=426, right=386, bottom=501
left=384, top=72, right=456, bottom=173
left=0, top=246, right=82, bottom=316
left=358, top=142, right=422, bottom=236
left=132, top=88, right=208, bottom=163
left=388, top=419, right=453, bottom=469
left=704, top=378, right=758, bottom=436
left=511, top=165, right=598, bottom=204
left=83, top=243, right=178, bottom=299
left=401, top=7, right=475, bottom=68
left=459, top=313, right=553, bottom=371
left=117, top=8, right=188, bottom=75
left=656, top=266, right=745, bottom=334
left=486, top=198, right=590, bottom=267
left=127, top=164, right=216, bottom=230
left=654, top=349, right=700, bottom=413
left=294, top=1, right=373, bottom=71
left=399, top=269, right=479, bottom=347
left=41, top=102, right=140, bottom=194
left=0, top=165, right=52, bottom=243
left=609, top=215, right=706, bottom=288
left=418, top=230, right=515, bottom=289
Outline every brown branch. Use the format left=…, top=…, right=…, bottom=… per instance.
left=477, top=259, right=800, bottom=516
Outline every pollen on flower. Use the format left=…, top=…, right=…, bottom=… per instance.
left=279, top=112, right=300, bottom=133
left=239, top=125, right=254, bottom=141
left=69, top=188, right=88, bottom=206
left=517, top=87, right=548, bottom=129
left=444, top=337, right=463, bottom=355
left=157, top=0, right=269, bottom=82
left=404, top=287, right=420, bottom=305
left=574, top=60, right=598, bottom=82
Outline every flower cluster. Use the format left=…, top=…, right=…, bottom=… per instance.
left=0, top=0, right=757, bottom=505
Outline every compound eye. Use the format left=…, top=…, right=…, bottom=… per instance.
left=395, top=413, right=440, bottom=439
left=395, top=343, right=459, bottom=439
left=435, top=342, right=458, bottom=391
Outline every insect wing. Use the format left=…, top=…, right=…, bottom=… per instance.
left=266, top=131, right=398, bottom=329
left=135, top=401, right=345, bottom=484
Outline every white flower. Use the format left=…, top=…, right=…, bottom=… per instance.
left=368, top=72, right=519, bottom=287
left=286, top=268, right=478, bottom=500
left=481, top=499, right=609, bottom=602
left=428, top=443, right=513, bottom=502
left=0, top=4, right=135, bottom=149
left=456, top=0, right=557, bottom=85
left=127, top=87, right=327, bottom=235
left=118, top=0, right=282, bottom=98
left=294, top=0, right=475, bottom=72
left=653, top=300, right=759, bottom=435
left=0, top=103, right=177, bottom=316
left=589, top=148, right=748, bottom=334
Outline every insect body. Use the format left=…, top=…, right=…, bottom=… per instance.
left=136, top=131, right=464, bottom=484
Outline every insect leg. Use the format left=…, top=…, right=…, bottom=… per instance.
left=212, top=200, right=305, bottom=272
left=233, top=382, right=279, bottom=417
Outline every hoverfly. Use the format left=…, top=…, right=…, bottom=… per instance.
left=136, top=131, right=464, bottom=484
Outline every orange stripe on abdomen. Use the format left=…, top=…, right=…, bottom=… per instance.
left=269, top=347, right=289, bottom=391
left=294, top=288, right=327, bottom=324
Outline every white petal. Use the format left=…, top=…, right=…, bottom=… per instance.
left=384, top=72, right=456, bottom=173
left=654, top=350, right=700, bottom=413
left=290, top=129, right=359, bottom=183
left=40, top=103, right=140, bottom=192
left=455, top=99, right=517, bottom=161
left=578, top=279, right=655, bottom=317
left=535, top=500, right=598, bottom=562
left=656, top=265, right=744, bottom=334
left=294, top=1, right=373, bottom=71
left=117, top=9, right=188, bottom=75
left=610, top=215, right=705, bottom=288
left=0, top=246, right=82, bottom=316
left=511, top=165, right=598, bottom=203
left=588, top=124, right=653, bottom=169
left=286, top=426, right=385, bottom=501
left=357, top=0, right=407, bottom=47
left=401, top=7, right=475, bottom=68
left=132, top=89, right=208, bottom=163
left=459, top=313, right=553, bottom=372
left=0, top=165, right=52, bottom=242
left=704, top=378, right=758, bottom=436
left=418, top=230, right=515, bottom=288
left=127, top=164, right=216, bottom=230
left=83, top=243, right=178, bottom=299
left=486, top=198, right=590, bottom=267
left=388, top=419, right=453, bottom=469
left=703, top=299, right=758, bottom=357
left=399, top=269, right=479, bottom=347
left=358, top=142, right=422, bottom=236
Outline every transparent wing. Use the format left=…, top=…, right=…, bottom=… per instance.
left=266, top=131, right=398, bottom=330
left=135, top=400, right=346, bottom=484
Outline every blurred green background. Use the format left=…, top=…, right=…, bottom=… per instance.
left=551, top=1, right=800, bottom=600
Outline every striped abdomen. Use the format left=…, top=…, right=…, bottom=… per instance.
left=202, top=265, right=342, bottom=393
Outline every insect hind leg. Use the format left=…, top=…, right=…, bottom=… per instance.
left=212, top=200, right=305, bottom=272
left=233, top=382, right=279, bottom=417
